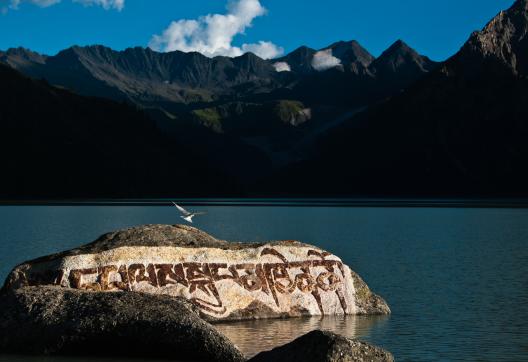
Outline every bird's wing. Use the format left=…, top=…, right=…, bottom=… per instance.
left=172, top=202, right=191, bottom=216
left=191, top=212, right=207, bottom=216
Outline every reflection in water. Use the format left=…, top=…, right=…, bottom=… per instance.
left=213, top=315, right=389, bottom=358
left=0, top=316, right=386, bottom=362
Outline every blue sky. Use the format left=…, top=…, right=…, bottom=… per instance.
left=0, top=0, right=515, bottom=61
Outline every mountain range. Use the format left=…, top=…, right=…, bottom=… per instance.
left=0, top=37, right=435, bottom=107
left=271, top=0, right=528, bottom=197
left=0, top=0, right=527, bottom=198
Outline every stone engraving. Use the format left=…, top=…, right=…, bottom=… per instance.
left=22, top=248, right=349, bottom=317
left=3, top=225, right=391, bottom=319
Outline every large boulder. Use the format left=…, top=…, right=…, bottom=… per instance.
left=249, top=330, right=394, bottom=362
left=2, top=225, right=390, bottom=321
left=0, top=286, right=245, bottom=361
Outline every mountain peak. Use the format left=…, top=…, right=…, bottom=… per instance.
left=6, top=46, right=38, bottom=55
left=237, top=51, right=262, bottom=60
left=383, top=40, right=414, bottom=56
left=295, top=45, right=315, bottom=52
left=58, top=44, right=113, bottom=58
left=460, top=0, right=528, bottom=76
left=374, top=40, right=419, bottom=64
left=325, top=40, right=361, bottom=49
left=275, top=46, right=317, bottom=74
left=288, top=46, right=317, bottom=57
left=370, top=40, right=437, bottom=76
left=512, top=0, right=528, bottom=10
left=68, top=44, right=110, bottom=51
left=323, top=40, right=374, bottom=67
left=2, top=47, right=47, bottom=67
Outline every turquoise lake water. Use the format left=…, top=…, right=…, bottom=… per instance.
left=0, top=205, right=527, bottom=361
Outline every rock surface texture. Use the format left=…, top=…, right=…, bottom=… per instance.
left=249, top=330, right=394, bottom=362
left=459, top=0, right=528, bottom=76
left=0, top=286, right=244, bottom=361
left=2, top=225, right=390, bottom=321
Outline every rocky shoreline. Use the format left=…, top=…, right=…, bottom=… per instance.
left=0, top=225, right=393, bottom=361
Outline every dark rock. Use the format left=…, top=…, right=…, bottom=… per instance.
left=0, top=286, right=244, bottom=362
left=349, top=270, right=391, bottom=315
left=248, top=330, right=394, bottom=362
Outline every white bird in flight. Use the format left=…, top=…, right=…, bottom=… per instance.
left=171, top=202, right=206, bottom=223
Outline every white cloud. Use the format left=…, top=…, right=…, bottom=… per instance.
left=149, top=0, right=284, bottom=60
left=311, top=49, right=341, bottom=71
left=73, top=0, right=124, bottom=11
left=242, top=41, right=283, bottom=60
left=273, top=61, right=291, bottom=72
left=2, top=0, right=124, bottom=12
left=6, top=0, right=60, bottom=9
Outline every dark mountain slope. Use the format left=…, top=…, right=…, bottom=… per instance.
left=0, top=64, right=238, bottom=199
left=267, top=0, right=528, bottom=197
left=0, top=39, right=444, bottom=198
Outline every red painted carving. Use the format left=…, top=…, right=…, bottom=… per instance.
left=24, top=248, right=349, bottom=316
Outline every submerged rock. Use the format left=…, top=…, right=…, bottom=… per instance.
left=0, top=286, right=245, bottom=361
left=2, top=224, right=390, bottom=321
left=248, top=330, right=394, bottom=362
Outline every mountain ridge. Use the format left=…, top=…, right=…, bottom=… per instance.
left=0, top=39, right=437, bottom=141
left=0, top=38, right=434, bottom=100
left=454, top=0, right=528, bottom=77
left=268, top=0, right=528, bottom=197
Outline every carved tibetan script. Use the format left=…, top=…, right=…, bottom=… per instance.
left=22, top=248, right=349, bottom=315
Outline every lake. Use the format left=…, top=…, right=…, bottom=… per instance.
left=0, top=204, right=527, bottom=361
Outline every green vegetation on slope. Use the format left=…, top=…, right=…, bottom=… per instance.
left=191, top=107, right=223, bottom=133
left=273, top=100, right=305, bottom=123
